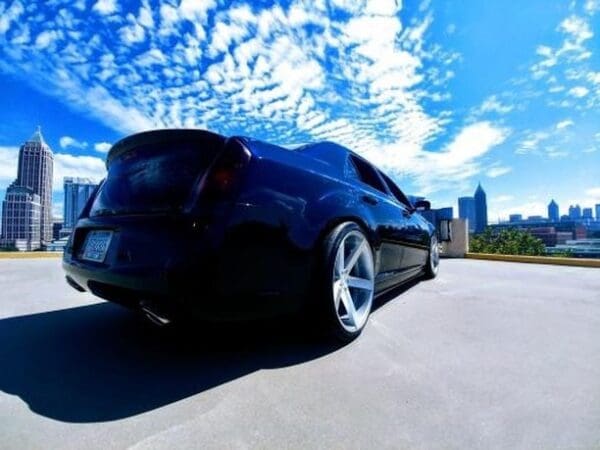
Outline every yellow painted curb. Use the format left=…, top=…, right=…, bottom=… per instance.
left=0, top=252, right=62, bottom=259
left=466, top=252, right=600, bottom=268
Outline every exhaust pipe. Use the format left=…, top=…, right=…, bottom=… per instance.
left=140, top=301, right=172, bottom=326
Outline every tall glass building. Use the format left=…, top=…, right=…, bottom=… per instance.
left=548, top=199, right=559, bottom=222
left=64, top=177, right=98, bottom=231
left=474, top=183, right=488, bottom=233
left=569, top=204, right=582, bottom=219
left=458, top=196, right=476, bottom=232
left=0, top=127, right=53, bottom=249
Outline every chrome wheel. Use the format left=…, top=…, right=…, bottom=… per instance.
left=332, top=230, right=374, bottom=333
left=430, top=236, right=440, bottom=274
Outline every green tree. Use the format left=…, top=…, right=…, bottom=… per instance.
left=470, top=228, right=546, bottom=256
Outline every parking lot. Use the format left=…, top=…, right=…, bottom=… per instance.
left=0, top=258, right=599, bottom=449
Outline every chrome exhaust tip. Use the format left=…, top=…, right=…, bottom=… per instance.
left=140, top=302, right=171, bottom=326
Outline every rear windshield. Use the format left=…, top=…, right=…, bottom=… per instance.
left=90, top=140, right=221, bottom=216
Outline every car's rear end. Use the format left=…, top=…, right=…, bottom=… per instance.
left=62, top=129, right=260, bottom=322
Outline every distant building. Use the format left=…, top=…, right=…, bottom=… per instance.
left=546, top=239, right=600, bottom=258
left=0, top=127, right=53, bottom=249
left=569, top=204, right=582, bottom=220
left=527, top=215, right=544, bottom=222
left=458, top=197, right=476, bottom=232
left=548, top=200, right=559, bottom=222
left=528, top=227, right=572, bottom=246
left=436, top=207, right=454, bottom=220
left=596, top=204, right=600, bottom=221
left=64, top=177, right=97, bottom=231
left=490, top=220, right=586, bottom=243
left=407, top=195, right=425, bottom=205
left=582, top=208, right=593, bottom=219
left=52, top=221, right=63, bottom=241
left=509, top=214, right=522, bottom=223
left=420, top=206, right=454, bottom=239
left=473, top=183, right=488, bottom=233
left=0, top=184, right=41, bottom=250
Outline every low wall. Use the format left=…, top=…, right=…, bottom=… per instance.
left=0, top=252, right=62, bottom=259
left=466, top=252, right=600, bottom=268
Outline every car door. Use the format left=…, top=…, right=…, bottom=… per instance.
left=378, top=172, right=428, bottom=273
left=346, top=156, right=406, bottom=285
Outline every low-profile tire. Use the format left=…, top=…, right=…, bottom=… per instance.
left=318, top=222, right=375, bottom=342
left=423, top=235, right=440, bottom=279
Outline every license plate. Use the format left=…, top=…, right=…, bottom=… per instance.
left=80, top=230, right=113, bottom=263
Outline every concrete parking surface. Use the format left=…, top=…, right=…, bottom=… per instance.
left=0, top=258, right=599, bottom=449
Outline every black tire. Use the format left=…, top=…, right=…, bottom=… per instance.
left=317, top=222, right=375, bottom=342
left=423, top=235, right=440, bottom=279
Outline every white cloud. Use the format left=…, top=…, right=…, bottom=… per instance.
left=92, top=0, right=118, bottom=16
left=585, top=0, right=600, bottom=14
left=35, top=30, right=61, bottom=49
left=364, top=0, right=401, bottom=16
left=568, top=86, right=589, bottom=97
left=0, top=0, right=470, bottom=197
left=120, top=19, right=145, bottom=45
left=586, top=187, right=600, bottom=199
left=475, top=95, right=514, bottom=115
left=94, top=142, right=111, bottom=153
left=364, top=121, right=510, bottom=194
left=559, top=15, right=593, bottom=44
left=0, top=146, right=19, bottom=187
left=138, top=0, right=154, bottom=28
left=0, top=0, right=24, bottom=35
left=53, top=154, right=106, bottom=189
left=489, top=201, right=548, bottom=223
left=59, top=136, right=87, bottom=150
left=491, top=195, right=514, bottom=203
left=486, top=166, right=512, bottom=178
left=1, top=147, right=105, bottom=194
left=556, top=119, right=574, bottom=129
left=517, top=131, right=550, bottom=154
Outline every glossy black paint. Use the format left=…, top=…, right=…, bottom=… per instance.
left=63, top=129, right=435, bottom=321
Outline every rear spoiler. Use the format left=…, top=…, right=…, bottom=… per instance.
left=106, top=129, right=227, bottom=168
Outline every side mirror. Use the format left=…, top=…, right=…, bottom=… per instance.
left=414, top=200, right=431, bottom=211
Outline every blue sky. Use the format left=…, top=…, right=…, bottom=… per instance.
left=0, top=0, right=599, bottom=221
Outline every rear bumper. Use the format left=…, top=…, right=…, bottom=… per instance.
left=62, top=206, right=313, bottom=321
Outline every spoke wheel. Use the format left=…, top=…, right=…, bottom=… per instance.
left=424, top=235, right=440, bottom=279
left=331, top=229, right=374, bottom=334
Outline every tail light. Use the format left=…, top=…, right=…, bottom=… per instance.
left=194, top=138, right=252, bottom=202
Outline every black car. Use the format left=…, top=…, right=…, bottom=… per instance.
left=63, top=129, right=439, bottom=341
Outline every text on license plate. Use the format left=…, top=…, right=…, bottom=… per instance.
left=81, top=230, right=113, bottom=262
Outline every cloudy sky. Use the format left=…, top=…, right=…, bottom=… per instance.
left=0, top=0, right=599, bottom=220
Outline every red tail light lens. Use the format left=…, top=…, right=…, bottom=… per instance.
left=196, top=138, right=251, bottom=201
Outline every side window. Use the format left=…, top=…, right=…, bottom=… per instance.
left=348, top=155, right=388, bottom=194
left=380, top=172, right=413, bottom=209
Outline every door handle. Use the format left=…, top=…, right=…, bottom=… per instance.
left=362, top=195, right=379, bottom=205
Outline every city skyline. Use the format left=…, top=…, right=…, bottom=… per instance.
left=0, top=0, right=598, bottom=222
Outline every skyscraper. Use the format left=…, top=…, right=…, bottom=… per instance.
left=548, top=199, right=559, bottom=222
left=582, top=208, right=593, bottom=219
left=458, top=196, right=476, bottom=232
left=64, top=177, right=98, bottom=231
left=0, top=184, right=41, bottom=250
left=568, top=204, right=582, bottom=220
left=596, top=204, right=600, bottom=221
left=474, top=183, right=488, bottom=233
left=0, top=127, right=53, bottom=249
